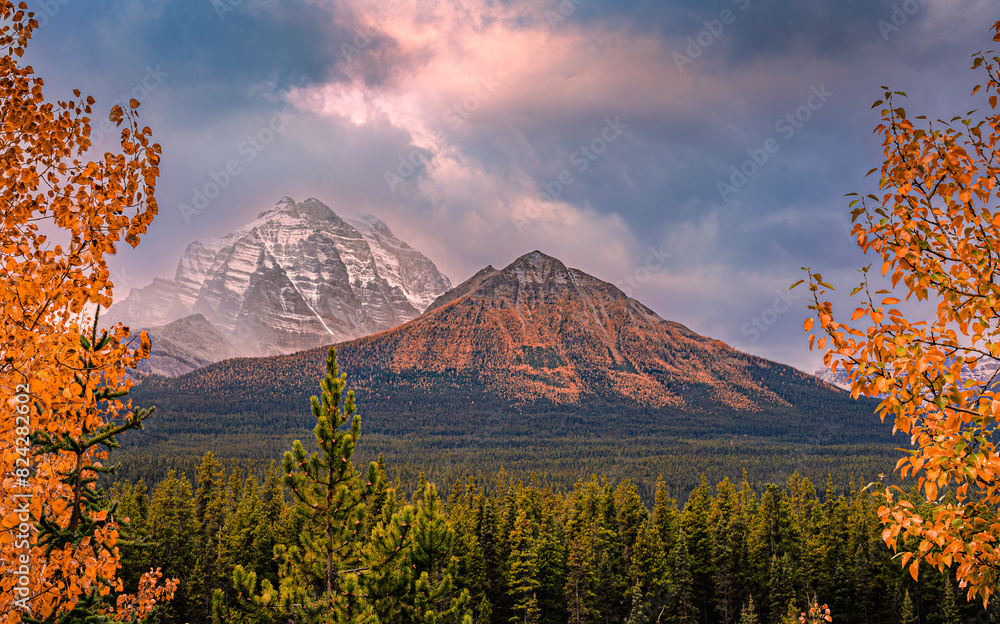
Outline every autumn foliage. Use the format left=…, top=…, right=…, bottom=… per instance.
left=803, top=19, right=1000, bottom=607
left=0, top=1, right=172, bottom=621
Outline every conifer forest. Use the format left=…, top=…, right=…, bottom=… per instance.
left=108, top=349, right=989, bottom=624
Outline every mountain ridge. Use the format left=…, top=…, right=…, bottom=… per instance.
left=132, top=250, right=885, bottom=447
left=106, top=197, right=452, bottom=360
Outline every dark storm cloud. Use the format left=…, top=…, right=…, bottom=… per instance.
left=21, top=0, right=998, bottom=372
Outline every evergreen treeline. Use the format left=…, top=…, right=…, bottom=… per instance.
left=110, top=435, right=901, bottom=507
left=112, top=459, right=986, bottom=624
left=110, top=347, right=984, bottom=623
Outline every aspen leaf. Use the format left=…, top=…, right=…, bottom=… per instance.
left=0, top=6, right=167, bottom=618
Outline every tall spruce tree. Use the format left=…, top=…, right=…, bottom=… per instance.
left=631, top=517, right=669, bottom=617
left=217, top=346, right=382, bottom=623
left=191, top=452, right=229, bottom=623
left=900, top=590, right=915, bottom=624
left=941, top=575, right=961, bottom=624
left=507, top=507, right=542, bottom=624
left=408, top=483, right=473, bottom=624
left=113, top=478, right=151, bottom=593
left=682, top=475, right=716, bottom=622
left=739, top=596, right=759, bottom=624
left=672, top=531, right=695, bottom=624
left=146, top=470, right=199, bottom=624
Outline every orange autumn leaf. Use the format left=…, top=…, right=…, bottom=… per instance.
left=801, top=18, right=1000, bottom=607
left=0, top=2, right=170, bottom=621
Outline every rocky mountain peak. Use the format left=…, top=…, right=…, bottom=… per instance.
left=500, top=251, right=571, bottom=286
left=257, top=196, right=298, bottom=219
left=106, top=196, right=452, bottom=366
left=314, top=250, right=818, bottom=412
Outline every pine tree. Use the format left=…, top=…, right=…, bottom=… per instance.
left=595, top=482, right=628, bottom=621
left=615, top=478, right=648, bottom=572
left=900, top=590, right=915, bottom=624
left=941, top=576, right=960, bottom=624
left=712, top=477, right=752, bottom=624
left=767, top=554, right=796, bottom=623
left=146, top=470, right=199, bottom=624
left=625, top=582, right=649, bottom=624
left=261, top=460, right=286, bottom=528
left=507, top=508, right=542, bottom=624
left=682, top=475, right=717, bottom=622
left=479, top=496, right=504, bottom=620
left=365, top=454, right=391, bottom=531
left=652, top=477, right=680, bottom=564
left=739, top=596, right=759, bottom=624
left=114, top=478, right=151, bottom=593
left=563, top=526, right=599, bottom=624
left=222, top=475, right=275, bottom=587
left=220, top=346, right=382, bottom=623
left=360, top=493, right=415, bottom=624
left=630, top=519, right=668, bottom=619
left=278, top=346, right=381, bottom=621
left=779, top=599, right=800, bottom=624
left=408, top=483, right=473, bottom=623
left=533, top=518, right=568, bottom=624
left=672, top=532, right=695, bottom=624
left=448, top=478, right=487, bottom=613
left=190, top=452, right=229, bottom=623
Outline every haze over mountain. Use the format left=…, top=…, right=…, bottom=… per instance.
left=132, top=251, right=884, bottom=446
left=130, top=314, right=246, bottom=378
left=106, top=197, right=452, bottom=362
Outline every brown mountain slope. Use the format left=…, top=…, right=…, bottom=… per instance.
left=334, top=251, right=791, bottom=411
left=132, top=251, right=884, bottom=444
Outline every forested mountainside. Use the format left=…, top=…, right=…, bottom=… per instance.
left=124, top=252, right=893, bottom=496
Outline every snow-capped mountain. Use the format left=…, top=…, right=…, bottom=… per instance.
left=815, top=358, right=1000, bottom=392
left=105, top=197, right=452, bottom=358
left=134, top=251, right=884, bottom=445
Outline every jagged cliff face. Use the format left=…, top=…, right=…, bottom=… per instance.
left=105, top=197, right=452, bottom=356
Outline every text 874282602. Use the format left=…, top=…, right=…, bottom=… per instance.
left=11, top=382, right=33, bottom=612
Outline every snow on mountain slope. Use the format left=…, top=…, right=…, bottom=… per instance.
left=105, top=197, right=452, bottom=361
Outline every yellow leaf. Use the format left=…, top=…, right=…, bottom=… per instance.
left=909, top=560, right=920, bottom=581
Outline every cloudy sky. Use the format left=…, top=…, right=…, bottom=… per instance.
left=23, top=0, right=998, bottom=372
